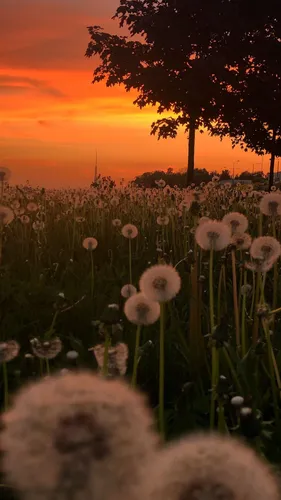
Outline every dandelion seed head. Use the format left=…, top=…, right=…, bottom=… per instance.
left=112, top=219, right=122, bottom=227
left=259, top=192, right=281, bottom=216
left=26, top=202, right=38, bottom=212
left=146, top=433, right=279, bottom=500
left=0, top=340, right=20, bottom=363
left=222, top=212, right=248, bottom=234
left=124, top=292, right=160, bottom=325
left=250, top=236, right=281, bottom=264
left=82, top=237, right=98, bottom=251
left=157, top=215, right=169, bottom=226
left=20, top=214, right=30, bottom=224
left=121, top=224, right=138, bottom=239
left=0, top=205, right=14, bottom=225
left=195, top=221, right=231, bottom=251
left=31, top=337, right=62, bottom=359
left=231, top=232, right=252, bottom=250
left=2, top=371, right=158, bottom=500
left=121, top=284, right=137, bottom=298
left=139, top=264, right=181, bottom=302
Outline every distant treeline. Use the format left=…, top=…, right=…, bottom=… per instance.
left=133, top=168, right=267, bottom=188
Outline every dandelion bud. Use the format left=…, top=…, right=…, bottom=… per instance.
left=66, top=350, right=79, bottom=360
left=231, top=395, right=244, bottom=407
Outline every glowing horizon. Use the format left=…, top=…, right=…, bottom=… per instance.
left=0, top=0, right=269, bottom=188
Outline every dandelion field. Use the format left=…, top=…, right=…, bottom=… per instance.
left=2, top=169, right=281, bottom=465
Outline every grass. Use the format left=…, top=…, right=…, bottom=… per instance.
left=1, top=177, right=281, bottom=464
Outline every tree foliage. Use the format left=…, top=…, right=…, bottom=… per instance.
left=86, top=0, right=281, bottom=186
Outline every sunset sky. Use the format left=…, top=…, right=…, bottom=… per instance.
left=0, top=0, right=270, bottom=187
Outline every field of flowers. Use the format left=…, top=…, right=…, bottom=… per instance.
left=2, top=167, right=281, bottom=464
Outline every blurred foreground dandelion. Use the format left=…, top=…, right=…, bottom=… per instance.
left=2, top=371, right=159, bottom=500
left=145, top=433, right=279, bottom=500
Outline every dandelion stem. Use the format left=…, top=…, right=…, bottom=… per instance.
left=209, top=246, right=218, bottom=430
left=159, top=302, right=165, bottom=438
left=231, top=249, right=240, bottom=349
left=45, top=358, right=50, bottom=376
left=131, top=325, right=141, bottom=388
left=241, top=269, right=247, bottom=358
left=2, top=362, right=8, bottom=410
left=252, top=272, right=261, bottom=345
left=129, top=238, right=132, bottom=285
left=223, top=345, right=243, bottom=394
left=90, top=250, right=94, bottom=298
left=262, top=318, right=279, bottom=422
left=272, top=217, right=278, bottom=322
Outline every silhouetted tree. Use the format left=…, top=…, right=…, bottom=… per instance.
left=210, top=1, right=281, bottom=190
left=220, top=169, right=231, bottom=180
left=85, top=0, right=240, bottom=185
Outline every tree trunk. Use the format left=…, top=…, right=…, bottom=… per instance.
left=269, top=129, right=277, bottom=191
left=187, top=115, right=196, bottom=186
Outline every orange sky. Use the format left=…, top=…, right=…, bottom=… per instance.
left=0, top=0, right=269, bottom=187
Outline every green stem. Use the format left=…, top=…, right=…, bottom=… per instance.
left=241, top=269, right=247, bottom=358
left=209, top=246, right=218, bottom=429
left=2, top=362, right=8, bottom=410
left=272, top=217, right=278, bottom=320
left=231, top=250, right=240, bottom=349
left=90, top=250, right=94, bottom=298
left=262, top=319, right=279, bottom=422
left=223, top=345, right=243, bottom=394
left=159, top=302, right=165, bottom=438
left=131, top=325, right=141, bottom=388
left=45, top=358, right=50, bottom=376
left=129, top=238, right=132, bottom=284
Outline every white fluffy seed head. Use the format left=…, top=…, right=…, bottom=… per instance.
left=2, top=371, right=159, bottom=500
left=145, top=433, right=279, bottom=500
left=0, top=205, right=14, bottom=225
left=259, top=192, right=281, bottom=216
left=223, top=212, right=248, bottom=234
left=121, top=284, right=137, bottom=298
left=231, top=232, right=252, bottom=250
left=124, top=292, right=160, bottom=325
left=121, top=224, right=138, bottom=239
left=195, top=220, right=231, bottom=251
left=250, top=236, right=281, bottom=264
left=139, top=264, right=181, bottom=303
left=82, top=237, right=98, bottom=250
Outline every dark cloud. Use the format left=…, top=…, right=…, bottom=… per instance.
left=0, top=85, right=29, bottom=95
left=37, top=120, right=52, bottom=127
left=0, top=75, right=65, bottom=97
